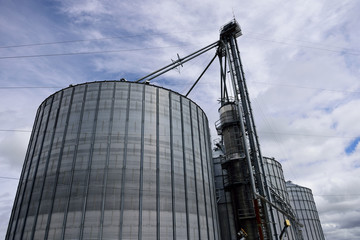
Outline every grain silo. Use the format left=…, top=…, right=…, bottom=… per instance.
left=263, top=157, right=303, bottom=240
left=6, top=81, right=220, bottom=240
left=214, top=148, right=305, bottom=240
left=212, top=146, right=237, bottom=240
left=286, top=181, right=325, bottom=240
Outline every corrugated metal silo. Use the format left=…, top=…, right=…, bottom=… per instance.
left=6, top=81, right=219, bottom=240
left=286, top=181, right=325, bottom=240
left=263, top=157, right=288, bottom=203
left=263, top=157, right=303, bottom=240
left=213, top=147, right=237, bottom=240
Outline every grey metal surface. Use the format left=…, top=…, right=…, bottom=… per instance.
left=286, top=182, right=325, bottom=240
left=213, top=149, right=237, bottom=240
left=263, top=158, right=303, bottom=240
left=6, top=81, right=219, bottom=240
left=263, top=158, right=289, bottom=203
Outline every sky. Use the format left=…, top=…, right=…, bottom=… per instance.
left=0, top=0, right=360, bottom=239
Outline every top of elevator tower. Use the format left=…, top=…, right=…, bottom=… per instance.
left=220, top=19, right=242, bottom=39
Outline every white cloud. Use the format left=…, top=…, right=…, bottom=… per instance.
left=0, top=132, right=29, bottom=169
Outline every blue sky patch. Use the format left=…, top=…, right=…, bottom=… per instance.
left=345, top=137, right=360, bottom=155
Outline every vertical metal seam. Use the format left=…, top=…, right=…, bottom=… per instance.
left=6, top=106, right=41, bottom=239
left=138, top=84, right=146, bottom=240
left=156, top=88, right=160, bottom=240
left=269, top=161, right=279, bottom=238
left=119, top=83, right=131, bottom=239
left=180, top=97, right=190, bottom=240
left=223, top=183, right=232, bottom=238
left=11, top=104, right=45, bottom=240
left=99, top=82, right=117, bottom=239
left=300, top=190, right=309, bottom=240
left=189, top=101, right=201, bottom=240
left=311, top=192, right=320, bottom=240
left=293, top=188, right=306, bottom=240
left=31, top=91, right=64, bottom=239
left=202, top=112, right=217, bottom=240
left=206, top=117, right=221, bottom=240
left=59, top=86, right=86, bottom=240
left=196, top=108, right=209, bottom=239
left=169, top=93, right=176, bottom=239
left=20, top=95, right=55, bottom=239
left=290, top=189, right=295, bottom=239
left=304, top=190, right=314, bottom=240
left=300, top=190, right=308, bottom=239
left=79, top=83, right=102, bottom=240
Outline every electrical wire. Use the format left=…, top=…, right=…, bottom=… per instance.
left=0, top=81, right=359, bottom=94
left=1, top=28, right=358, bottom=56
left=0, top=86, right=62, bottom=89
left=0, top=44, right=194, bottom=60
left=259, top=131, right=355, bottom=139
left=315, top=194, right=360, bottom=196
left=0, top=129, right=357, bottom=139
left=251, top=81, right=360, bottom=94
left=243, top=35, right=360, bottom=55
left=245, top=31, right=360, bottom=53
left=253, top=98, right=300, bottom=181
left=1, top=177, right=360, bottom=198
left=0, top=176, right=19, bottom=180
left=0, top=29, right=217, bottom=49
left=1, top=30, right=359, bottom=61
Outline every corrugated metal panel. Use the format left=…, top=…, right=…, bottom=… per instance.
left=263, top=157, right=303, bottom=240
left=286, top=182, right=325, bottom=240
left=6, top=81, right=219, bottom=240
left=213, top=152, right=237, bottom=240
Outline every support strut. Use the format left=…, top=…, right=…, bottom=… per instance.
left=135, top=41, right=219, bottom=83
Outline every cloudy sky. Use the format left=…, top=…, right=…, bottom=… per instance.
left=1, top=0, right=359, bottom=239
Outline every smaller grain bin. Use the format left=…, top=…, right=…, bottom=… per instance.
left=263, top=157, right=303, bottom=240
left=286, top=181, right=325, bottom=240
left=213, top=147, right=237, bottom=240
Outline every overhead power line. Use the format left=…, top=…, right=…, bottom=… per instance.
left=0, top=129, right=357, bottom=139
left=0, top=35, right=144, bottom=49
left=0, top=176, right=19, bottom=180
left=1, top=80, right=358, bottom=94
left=251, top=81, right=360, bottom=94
left=0, top=44, right=192, bottom=60
left=0, top=175, right=359, bottom=199
left=3, top=40, right=359, bottom=60
left=0, top=29, right=217, bottom=49
left=259, top=131, right=355, bottom=139
left=245, top=31, right=360, bottom=53
left=1, top=28, right=358, bottom=55
left=0, top=86, right=62, bottom=89
left=1, top=29, right=359, bottom=61
left=243, top=35, right=360, bottom=55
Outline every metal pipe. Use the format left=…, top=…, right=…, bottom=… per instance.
left=223, top=41, right=257, bottom=197
left=135, top=41, right=219, bottom=83
left=185, top=53, right=217, bottom=97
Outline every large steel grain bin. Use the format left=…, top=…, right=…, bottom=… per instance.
left=6, top=81, right=219, bottom=240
